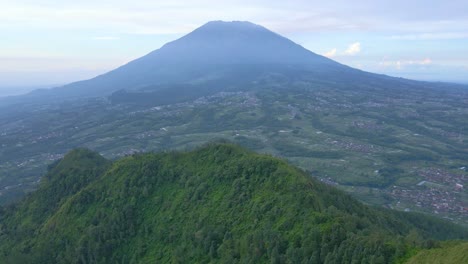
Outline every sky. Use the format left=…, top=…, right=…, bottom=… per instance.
left=1, top=0, right=468, bottom=94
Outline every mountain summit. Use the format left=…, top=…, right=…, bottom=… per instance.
left=31, top=20, right=350, bottom=99
left=141, top=20, right=338, bottom=65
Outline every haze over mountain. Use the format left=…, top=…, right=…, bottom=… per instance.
left=21, top=21, right=384, bottom=100
left=2, top=20, right=464, bottom=105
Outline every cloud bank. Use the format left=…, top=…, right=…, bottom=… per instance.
left=323, top=48, right=337, bottom=57
left=344, top=42, right=361, bottom=55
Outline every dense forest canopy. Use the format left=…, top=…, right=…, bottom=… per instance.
left=0, top=143, right=466, bottom=263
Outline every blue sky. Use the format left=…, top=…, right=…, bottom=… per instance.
left=1, top=0, right=467, bottom=91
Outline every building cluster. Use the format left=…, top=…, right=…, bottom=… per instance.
left=352, top=121, right=383, bottom=131
left=387, top=167, right=467, bottom=220
left=389, top=186, right=467, bottom=217
left=319, top=177, right=339, bottom=186
left=326, top=138, right=381, bottom=153
left=418, top=167, right=466, bottom=188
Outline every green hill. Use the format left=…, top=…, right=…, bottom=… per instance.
left=0, top=143, right=466, bottom=263
left=406, top=241, right=468, bottom=264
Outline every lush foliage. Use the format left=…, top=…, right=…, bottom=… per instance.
left=405, top=241, right=468, bottom=264
left=0, top=144, right=466, bottom=263
left=1, top=22, right=468, bottom=225
left=1, top=78, right=467, bottom=224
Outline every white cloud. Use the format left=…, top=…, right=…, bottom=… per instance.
left=420, top=58, right=432, bottom=65
left=389, top=32, right=468, bottom=40
left=323, top=48, right=337, bottom=57
left=379, top=58, right=432, bottom=70
left=1, top=1, right=467, bottom=36
left=344, top=42, right=360, bottom=55
left=396, top=61, right=402, bottom=70
left=0, top=2, right=241, bottom=35
left=93, top=36, right=120, bottom=40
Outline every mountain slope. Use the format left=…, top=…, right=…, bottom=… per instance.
left=135, top=20, right=340, bottom=66
left=0, top=149, right=110, bottom=257
left=13, top=20, right=463, bottom=106
left=1, top=20, right=465, bottom=108
left=0, top=143, right=466, bottom=263
left=23, top=21, right=360, bottom=100
left=406, top=242, right=468, bottom=264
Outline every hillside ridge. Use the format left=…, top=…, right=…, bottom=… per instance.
left=0, top=143, right=466, bottom=263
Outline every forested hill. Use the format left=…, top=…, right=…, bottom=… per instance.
left=0, top=143, right=466, bottom=263
left=406, top=241, right=468, bottom=264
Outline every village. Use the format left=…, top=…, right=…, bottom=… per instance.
left=387, top=166, right=467, bottom=220
left=0, top=86, right=467, bottom=225
left=388, top=185, right=467, bottom=219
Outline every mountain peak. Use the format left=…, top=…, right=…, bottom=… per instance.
left=202, top=20, right=260, bottom=27
left=147, top=19, right=337, bottom=67
left=182, top=20, right=280, bottom=42
left=197, top=20, right=268, bottom=31
left=35, top=20, right=345, bottom=98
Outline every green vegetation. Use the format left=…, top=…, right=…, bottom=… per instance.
left=0, top=143, right=466, bottom=263
left=1, top=19, right=468, bottom=224
left=406, top=241, right=468, bottom=264
left=1, top=83, right=468, bottom=224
